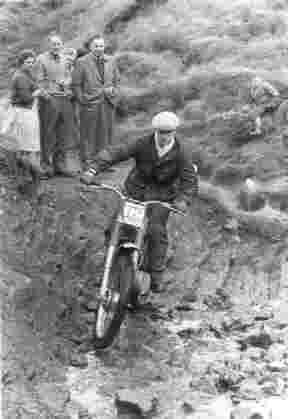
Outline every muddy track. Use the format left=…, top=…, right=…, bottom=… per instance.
left=199, top=179, right=288, bottom=239
left=1, top=163, right=288, bottom=418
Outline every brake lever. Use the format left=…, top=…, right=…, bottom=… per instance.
left=173, top=208, right=186, bottom=216
left=162, top=203, right=186, bottom=216
left=78, top=183, right=101, bottom=192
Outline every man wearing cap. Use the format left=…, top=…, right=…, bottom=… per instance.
left=81, top=111, right=199, bottom=292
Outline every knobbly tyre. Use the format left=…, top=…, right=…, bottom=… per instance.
left=80, top=182, right=185, bottom=349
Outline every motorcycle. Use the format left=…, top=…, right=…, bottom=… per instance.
left=80, top=183, right=185, bottom=349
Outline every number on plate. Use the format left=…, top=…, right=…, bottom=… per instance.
left=121, top=202, right=145, bottom=227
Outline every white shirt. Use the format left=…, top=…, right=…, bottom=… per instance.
left=154, top=132, right=175, bottom=158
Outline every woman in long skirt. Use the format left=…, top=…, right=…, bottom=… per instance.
left=10, top=49, right=44, bottom=192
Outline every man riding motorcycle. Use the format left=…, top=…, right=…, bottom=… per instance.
left=81, top=111, right=199, bottom=292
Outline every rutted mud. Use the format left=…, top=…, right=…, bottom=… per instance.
left=2, top=163, right=288, bottom=418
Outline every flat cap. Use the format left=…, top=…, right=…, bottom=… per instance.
left=152, top=111, right=180, bottom=131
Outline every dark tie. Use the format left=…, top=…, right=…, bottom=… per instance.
left=97, top=58, right=104, bottom=81
left=52, top=53, right=60, bottom=62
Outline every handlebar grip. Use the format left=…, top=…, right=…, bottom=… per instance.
left=80, top=169, right=99, bottom=185
left=171, top=208, right=186, bottom=216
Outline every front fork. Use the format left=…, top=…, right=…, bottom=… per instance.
left=98, top=220, right=146, bottom=309
left=98, top=221, right=121, bottom=309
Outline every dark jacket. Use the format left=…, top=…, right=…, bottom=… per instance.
left=93, top=133, right=198, bottom=203
left=10, top=69, right=37, bottom=108
left=71, top=53, right=120, bottom=107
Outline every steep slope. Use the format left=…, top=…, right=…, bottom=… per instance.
left=1, top=1, right=288, bottom=417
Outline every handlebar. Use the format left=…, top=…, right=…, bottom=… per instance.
left=80, top=183, right=185, bottom=216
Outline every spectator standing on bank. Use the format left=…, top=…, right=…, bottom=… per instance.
left=9, top=49, right=44, bottom=190
left=36, top=33, right=80, bottom=177
left=248, top=76, right=280, bottom=135
left=72, top=33, right=120, bottom=168
left=76, top=40, right=90, bottom=60
left=62, top=47, right=80, bottom=141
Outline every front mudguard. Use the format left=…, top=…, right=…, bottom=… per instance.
left=118, top=242, right=139, bottom=266
left=119, top=243, right=150, bottom=296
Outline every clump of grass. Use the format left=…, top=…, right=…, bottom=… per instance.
left=115, top=50, right=182, bottom=87
left=208, top=107, right=259, bottom=144
left=224, top=7, right=287, bottom=41
left=182, top=37, right=237, bottom=67
left=118, top=22, right=191, bottom=57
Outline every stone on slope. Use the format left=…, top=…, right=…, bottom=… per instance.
left=70, top=352, right=88, bottom=368
left=115, top=389, right=158, bottom=418
left=36, top=382, right=70, bottom=414
left=231, top=396, right=288, bottom=419
left=191, top=395, right=232, bottom=419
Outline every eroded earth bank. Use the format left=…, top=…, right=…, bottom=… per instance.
left=1, top=158, right=288, bottom=419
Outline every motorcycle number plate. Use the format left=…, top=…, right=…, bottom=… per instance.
left=121, top=202, right=145, bottom=227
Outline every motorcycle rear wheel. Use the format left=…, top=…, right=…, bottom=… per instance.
left=94, top=251, right=134, bottom=349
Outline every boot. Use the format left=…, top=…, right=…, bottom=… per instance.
left=150, top=270, right=166, bottom=293
left=54, top=150, right=81, bottom=177
left=40, top=161, right=54, bottom=179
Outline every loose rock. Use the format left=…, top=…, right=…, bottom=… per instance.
left=273, top=301, right=288, bottom=328
left=231, top=397, right=288, bottom=419
left=245, top=347, right=264, bottom=361
left=165, top=319, right=206, bottom=338
left=70, top=352, right=88, bottom=368
left=78, top=341, right=94, bottom=353
left=115, top=389, right=158, bottom=418
left=70, top=333, right=91, bottom=344
left=36, top=383, right=70, bottom=413
left=79, top=312, right=96, bottom=324
left=25, top=365, right=37, bottom=381
left=182, top=400, right=196, bottom=414
left=266, top=343, right=287, bottom=362
left=267, top=361, right=287, bottom=373
left=85, top=301, right=99, bottom=311
left=222, top=314, right=254, bottom=333
left=238, top=378, right=263, bottom=401
left=238, top=330, right=273, bottom=350
left=261, top=376, right=285, bottom=396
left=2, top=370, right=16, bottom=386
left=78, top=407, right=93, bottom=419
left=253, top=306, right=273, bottom=321
left=191, top=395, right=232, bottom=419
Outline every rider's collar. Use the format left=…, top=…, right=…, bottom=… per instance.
left=154, top=132, right=175, bottom=158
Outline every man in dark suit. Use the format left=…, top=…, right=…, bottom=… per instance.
left=72, top=33, right=120, bottom=168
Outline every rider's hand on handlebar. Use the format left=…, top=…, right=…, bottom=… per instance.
left=80, top=168, right=98, bottom=185
left=174, top=200, right=188, bottom=212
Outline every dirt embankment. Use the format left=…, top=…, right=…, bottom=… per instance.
left=1, top=155, right=288, bottom=418
left=2, top=1, right=288, bottom=416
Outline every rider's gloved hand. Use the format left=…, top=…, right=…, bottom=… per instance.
left=174, top=200, right=187, bottom=212
left=80, top=167, right=98, bottom=184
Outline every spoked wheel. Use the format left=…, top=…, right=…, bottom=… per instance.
left=94, top=251, right=135, bottom=349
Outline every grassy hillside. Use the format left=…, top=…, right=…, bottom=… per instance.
left=2, top=7, right=288, bottom=415
left=1, top=0, right=288, bottom=181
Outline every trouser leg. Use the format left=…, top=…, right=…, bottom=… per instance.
left=101, top=100, right=115, bottom=148
left=79, top=101, right=115, bottom=165
left=38, top=97, right=58, bottom=168
left=79, top=106, right=97, bottom=167
left=38, top=97, right=48, bottom=166
left=146, top=206, right=169, bottom=274
left=53, top=97, right=80, bottom=175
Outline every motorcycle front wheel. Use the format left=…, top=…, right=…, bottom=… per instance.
left=94, top=251, right=134, bottom=349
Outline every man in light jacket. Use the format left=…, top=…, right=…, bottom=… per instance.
left=72, top=33, right=120, bottom=168
left=37, top=33, right=80, bottom=176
